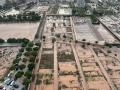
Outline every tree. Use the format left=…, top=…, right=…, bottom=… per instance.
left=23, top=79, right=31, bottom=87
left=24, top=71, right=32, bottom=79
left=52, top=38, right=56, bottom=43
left=7, top=38, right=17, bottom=43
left=55, top=34, right=60, bottom=38
left=27, top=42, right=34, bottom=47
left=31, top=51, right=38, bottom=57
left=19, top=48, right=24, bottom=52
left=90, top=15, right=100, bottom=24
left=63, top=34, right=67, bottom=38
left=22, top=38, right=29, bottom=44
left=28, top=63, right=35, bottom=71
left=15, top=71, right=24, bottom=79
left=35, top=42, right=41, bottom=47
left=17, top=52, right=22, bottom=57
left=0, top=38, right=5, bottom=43
left=19, top=64, right=26, bottom=70
left=24, top=52, right=31, bottom=57
left=29, top=56, right=36, bottom=62
left=33, top=47, right=39, bottom=51
left=22, top=58, right=28, bottom=63
left=26, top=47, right=32, bottom=51
left=22, top=43, right=27, bottom=47
left=13, top=58, right=21, bottom=64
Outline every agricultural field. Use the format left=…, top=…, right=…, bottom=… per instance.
left=57, top=43, right=83, bottom=90
left=93, top=47, right=120, bottom=89
left=75, top=43, right=110, bottom=90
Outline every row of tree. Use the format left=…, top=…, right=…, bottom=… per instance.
left=69, top=3, right=87, bottom=16
left=0, top=0, right=36, bottom=10
left=10, top=41, right=41, bottom=89
left=0, top=12, right=41, bottom=22
left=90, top=15, right=100, bottom=24
left=0, top=38, right=30, bottom=44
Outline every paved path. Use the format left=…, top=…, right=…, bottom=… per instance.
left=71, top=43, right=88, bottom=90
left=89, top=46, right=117, bottom=90
left=29, top=43, right=43, bottom=90
left=34, top=12, right=46, bottom=41
left=29, top=12, right=46, bottom=90
left=54, top=42, right=58, bottom=90
left=70, top=17, right=76, bottom=41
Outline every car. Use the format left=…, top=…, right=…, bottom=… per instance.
left=10, top=81, right=15, bottom=86
left=4, top=78, right=10, bottom=84
left=6, top=80, right=13, bottom=86
left=4, top=79, right=13, bottom=86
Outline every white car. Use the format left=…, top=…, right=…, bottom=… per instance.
left=10, top=81, right=15, bottom=86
